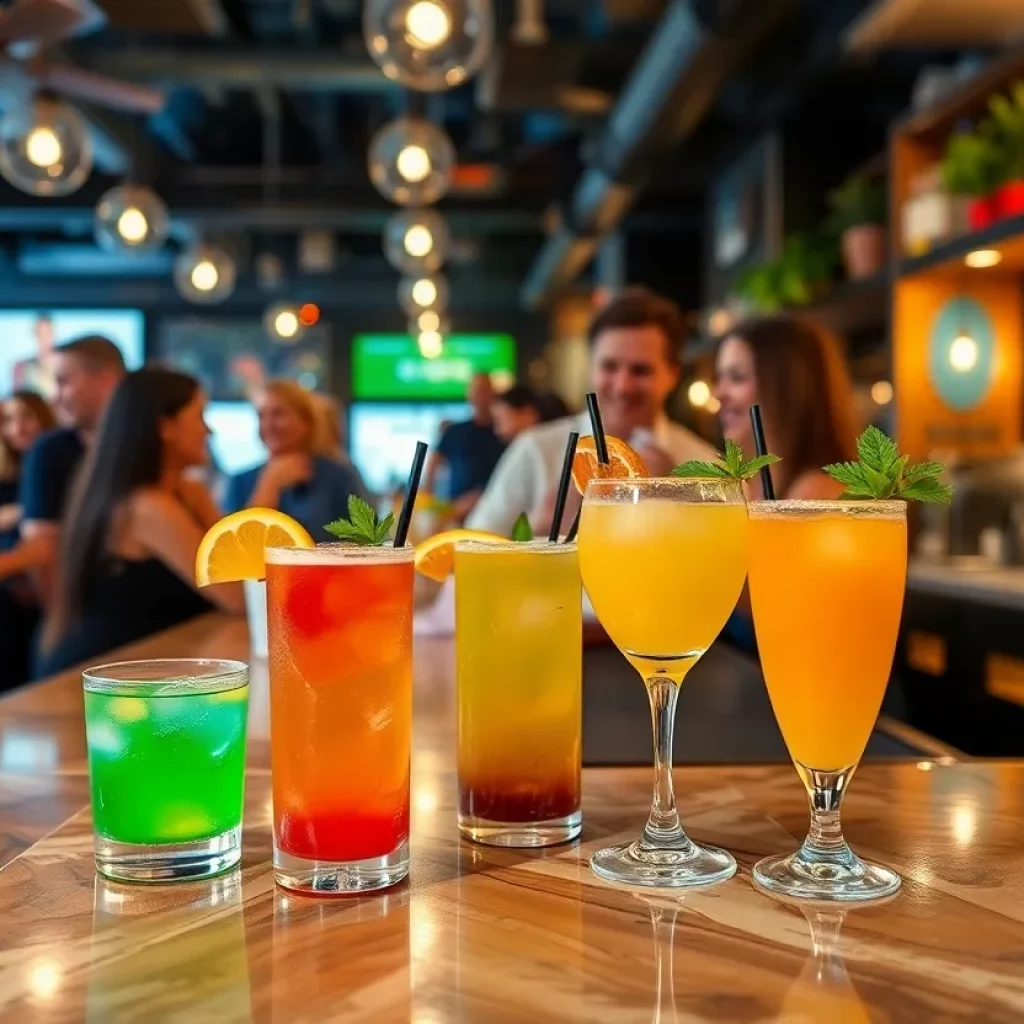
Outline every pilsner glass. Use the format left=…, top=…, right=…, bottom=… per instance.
left=266, top=544, right=413, bottom=894
left=578, top=477, right=748, bottom=887
left=747, top=500, right=906, bottom=901
left=455, top=539, right=582, bottom=846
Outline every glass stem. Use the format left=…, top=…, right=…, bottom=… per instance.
left=641, top=678, right=691, bottom=851
left=796, top=765, right=855, bottom=862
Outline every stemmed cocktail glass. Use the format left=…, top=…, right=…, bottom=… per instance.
left=578, top=477, right=748, bottom=887
left=747, top=499, right=906, bottom=901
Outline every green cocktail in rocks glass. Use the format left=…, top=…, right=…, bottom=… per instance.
left=83, top=659, right=249, bottom=883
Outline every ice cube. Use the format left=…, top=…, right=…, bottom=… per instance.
left=514, top=596, right=556, bottom=633
left=154, top=805, right=218, bottom=842
left=86, top=721, right=128, bottom=759
left=105, top=697, right=147, bottom=723
left=209, top=685, right=249, bottom=704
left=366, top=707, right=394, bottom=732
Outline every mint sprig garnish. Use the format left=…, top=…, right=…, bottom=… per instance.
left=672, top=438, right=780, bottom=481
left=823, top=426, right=953, bottom=503
left=511, top=512, right=533, bottom=542
left=324, top=495, right=396, bottom=545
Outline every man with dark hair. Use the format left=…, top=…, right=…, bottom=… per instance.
left=491, top=384, right=542, bottom=443
left=423, top=372, right=505, bottom=523
left=468, top=288, right=714, bottom=537
left=0, top=336, right=126, bottom=590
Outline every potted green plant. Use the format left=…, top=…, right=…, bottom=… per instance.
left=827, top=174, right=887, bottom=279
left=940, top=129, right=1004, bottom=229
left=985, top=81, right=1024, bottom=218
left=734, top=232, right=838, bottom=312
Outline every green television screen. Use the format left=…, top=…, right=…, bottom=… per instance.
left=352, top=334, right=516, bottom=400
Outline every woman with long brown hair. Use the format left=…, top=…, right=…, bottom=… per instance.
left=37, top=369, right=243, bottom=676
left=714, top=315, right=858, bottom=499
left=0, top=390, right=57, bottom=545
left=0, top=390, right=56, bottom=689
left=714, top=316, right=859, bottom=651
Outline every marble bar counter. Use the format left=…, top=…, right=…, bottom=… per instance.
left=0, top=615, right=1021, bottom=1021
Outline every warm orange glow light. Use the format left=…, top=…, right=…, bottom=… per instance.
left=298, top=303, right=320, bottom=326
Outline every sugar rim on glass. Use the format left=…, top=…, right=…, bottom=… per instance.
left=455, top=539, right=578, bottom=555
left=748, top=499, right=906, bottom=520
left=265, top=543, right=415, bottom=565
left=584, top=477, right=746, bottom=503
left=83, top=658, right=249, bottom=697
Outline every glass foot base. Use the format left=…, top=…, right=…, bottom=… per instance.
left=274, top=839, right=409, bottom=895
left=94, top=825, right=241, bottom=884
left=753, top=848, right=901, bottom=902
left=591, top=838, right=736, bottom=889
left=458, top=810, right=581, bottom=848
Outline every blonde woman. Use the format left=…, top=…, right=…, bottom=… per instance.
left=224, top=379, right=368, bottom=540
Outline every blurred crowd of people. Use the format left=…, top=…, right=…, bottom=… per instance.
left=0, top=288, right=858, bottom=688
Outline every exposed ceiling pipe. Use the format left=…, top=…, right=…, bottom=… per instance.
left=68, top=47, right=398, bottom=92
left=520, top=0, right=794, bottom=309
left=512, top=0, right=548, bottom=45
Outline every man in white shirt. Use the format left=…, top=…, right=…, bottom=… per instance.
left=468, top=288, right=716, bottom=538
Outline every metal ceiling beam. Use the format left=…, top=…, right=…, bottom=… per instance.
left=0, top=204, right=543, bottom=233
left=0, top=273, right=524, bottom=310
left=69, top=47, right=398, bottom=92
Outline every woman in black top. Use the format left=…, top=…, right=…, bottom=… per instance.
left=37, top=368, right=244, bottom=677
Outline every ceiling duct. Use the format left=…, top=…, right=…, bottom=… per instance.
left=511, top=0, right=548, bottom=45
left=520, top=0, right=793, bottom=309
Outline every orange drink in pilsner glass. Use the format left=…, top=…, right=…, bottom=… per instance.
left=748, top=500, right=906, bottom=901
left=265, top=544, right=413, bottom=894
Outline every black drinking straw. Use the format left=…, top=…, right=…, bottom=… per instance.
left=585, top=392, right=610, bottom=465
left=394, top=440, right=428, bottom=546
left=749, top=404, right=776, bottom=500
left=565, top=393, right=610, bottom=542
left=549, top=430, right=579, bottom=542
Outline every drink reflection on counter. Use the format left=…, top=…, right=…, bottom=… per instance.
left=88, top=875, right=252, bottom=1021
left=774, top=905, right=875, bottom=1024
left=635, top=895, right=680, bottom=1024
left=455, top=843, right=583, bottom=1019
left=269, top=887, right=410, bottom=1021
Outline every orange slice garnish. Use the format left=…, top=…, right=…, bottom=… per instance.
left=571, top=436, right=648, bottom=495
left=195, top=508, right=315, bottom=587
left=413, top=528, right=510, bottom=582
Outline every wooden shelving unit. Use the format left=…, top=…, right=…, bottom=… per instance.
left=889, top=47, right=1024, bottom=462
left=895, top=214, right=1024, bottom=278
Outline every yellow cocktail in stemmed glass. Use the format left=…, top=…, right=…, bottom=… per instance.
left=579, top=475, right=748, bottom=887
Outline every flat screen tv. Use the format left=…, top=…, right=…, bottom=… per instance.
left=0, top=310, right=144, bottom=399
left=352, top=334, right=516, bottom=400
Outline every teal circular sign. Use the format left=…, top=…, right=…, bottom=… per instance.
left=928, top=296, right=995, bottom=411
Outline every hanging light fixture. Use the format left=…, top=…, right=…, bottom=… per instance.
left=418, top=329, right=444, bottom=359
left=174, top=242, right=237, bottom=305
left=384, top=209, right=449, bottom=274
left=0, top=96, right=92, bottom=198
left=94, top=184, right=170, bottom=253
left=368, top=116, right=456, bottom=205
left=264, top=302, right=306, bottom=343
left=410, top=309, right=449, bottom=335
left=398, top=273, right=449, bottom=316
left=364, top=0, right=494, bottom=91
